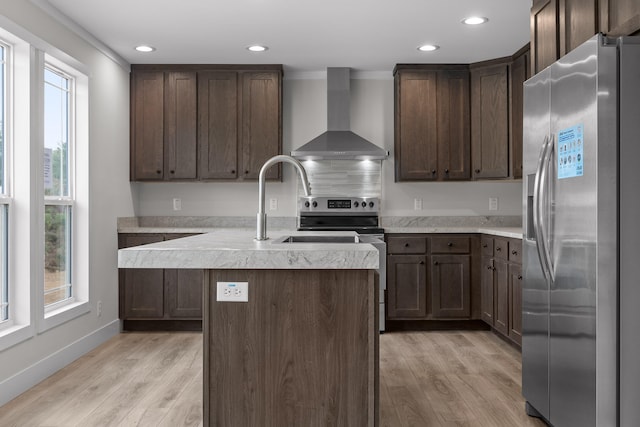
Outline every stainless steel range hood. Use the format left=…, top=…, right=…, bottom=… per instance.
left=291, top=68, right=388, bottom=160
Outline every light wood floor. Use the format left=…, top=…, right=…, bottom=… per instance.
left=0, top=330, right=547, bottom=427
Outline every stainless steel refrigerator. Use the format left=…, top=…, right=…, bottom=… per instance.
left=522, top=34, right=640, bottom=427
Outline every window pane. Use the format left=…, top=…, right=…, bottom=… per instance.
left=0, top=45, right=5, bottom=195
left=44, top=67, right=69, bottom=198
left=0, top=204, right=6, bottom=322
left=44, top=205, right=71, bottom=306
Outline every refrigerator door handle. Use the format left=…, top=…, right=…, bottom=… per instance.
left=533, top=135, right=554, bottom=282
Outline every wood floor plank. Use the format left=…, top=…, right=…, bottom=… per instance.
left=0, top=330, right=546, bottom=427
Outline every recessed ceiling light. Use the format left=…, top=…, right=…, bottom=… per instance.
left=247, top=45, right=268, bottom=52
left=462, top=16, right=489, bottom=25
left=135, top=45, right=156, bottom=53
left=417, top=44, right=440, bottom=52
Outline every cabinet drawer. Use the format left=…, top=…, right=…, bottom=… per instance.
left=481, top=236, right=494, bottom=257
left=431, top=237, right=470, bottom=254
left=387, top=236, right=427, bottom=254
left=493, top=238, right=509, bottom=260
left=508, top=239, right=522, bottom=264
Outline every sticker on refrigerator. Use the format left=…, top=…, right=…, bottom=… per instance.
left=557, top=124, right=584, bottom=179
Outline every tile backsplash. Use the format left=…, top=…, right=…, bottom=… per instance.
left=298, top=159, right=382, bottom=197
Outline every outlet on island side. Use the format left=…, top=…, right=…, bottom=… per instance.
left=216, top=282, right=249, bottom=302
left=172, top=198, right=182, bottom=211
left=489, top=197, right=498, bottom=211
left=414, top=198, right=423, bottom=210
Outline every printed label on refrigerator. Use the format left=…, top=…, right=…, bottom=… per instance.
left=557, top=124, right=584, bottom=179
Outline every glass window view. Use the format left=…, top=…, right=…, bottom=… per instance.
left=0, top=44, right=7, bottom=322
left=44, top=66, right=72, bottom=307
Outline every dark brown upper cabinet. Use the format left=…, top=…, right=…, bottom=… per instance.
left=470, top=59, right=510, bottom=179
left=509, top=44, right=530, bottom=180
left=531, top=0, right=639, bottom=75
left=599, top=0, right=640, bottom=36
left=394, top=65, right=470, bottom=182
left=130, top=65, right=283, bottom=182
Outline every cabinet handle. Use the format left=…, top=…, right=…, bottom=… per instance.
left=404, top=243, right=409, bottom=247
left=518, top=275, right=523, bottom=280
left=496, top=247, right=502, bottom=252
left=244, top=170, right=249, bottom=174
left=170, top=170, right=175, bottom=174
left=447, top=242, right=453, bottom=247
left=433, top=261, right=438, bottom=265
left=482, top=243, right=488, bottom=248
left=444, top=169, right=449, bottom=174
left=420, top=261, right=425, bottom=265
left=512, top=250, right=518, bottom=255
left=431, top=170, right=436, bottom=174
left=487, top=265, right=493, bottom=270
left=231, top=170, right=235, bottom=174
left=156, top=170, right=162, bottom=174
left=475, top=169, right=481, bottom=174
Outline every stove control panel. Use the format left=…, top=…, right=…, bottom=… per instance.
left=299, top=197, right=380, bottom=214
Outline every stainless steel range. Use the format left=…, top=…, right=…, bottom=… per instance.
left=298, top=196, right=387, bottom=332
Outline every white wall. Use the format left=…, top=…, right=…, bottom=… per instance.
left=135, top=74, right=522, bottom=218
left=0, top=2, right=133, bottom=403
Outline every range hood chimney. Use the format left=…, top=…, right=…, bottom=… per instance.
left=291, top=68, right=389, bottom=160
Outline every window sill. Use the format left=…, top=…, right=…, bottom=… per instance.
left=39, top=300, right=90, bottom=333
left=0, top=323, right=34, bottom=352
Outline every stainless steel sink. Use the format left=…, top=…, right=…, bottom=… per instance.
left=273, top=235, right=359, bottom=244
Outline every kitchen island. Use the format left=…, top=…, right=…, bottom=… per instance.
left=118, top=229, right=379, bottom=427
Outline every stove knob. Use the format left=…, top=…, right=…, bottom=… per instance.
left=369, top=201, right=374, bottom=208
left=354, top=201, right=359, bottom=207
left=362, top=203, right=366, bottom=209
left=312, top=201, right=318, bottom=208
left=304, top=201, right=310, bottom=208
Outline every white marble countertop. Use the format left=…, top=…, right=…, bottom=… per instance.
left=118, top=229, right=379, bottom=270
left=383, top=226, right=523, bottom=239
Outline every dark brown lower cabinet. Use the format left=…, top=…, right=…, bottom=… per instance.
left=508, top=263, right=523, bottom=345
left=387, top=255, right=428, bottom=318
left=480, top=236, right=523, bottom=346
left=431, top=255, right=471, bottom=318
left=119, top=233, right=204, bottom=330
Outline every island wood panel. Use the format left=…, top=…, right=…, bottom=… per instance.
left=204, top=269, right=377, bottom=427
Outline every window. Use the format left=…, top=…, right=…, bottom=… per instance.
left=43, top=66, right=73, bottom=309
left=0, top=43, right=8, bottom=323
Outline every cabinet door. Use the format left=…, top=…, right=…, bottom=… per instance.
left=559, top=0, right=598, bottom=55
left=165, top=72, right=197, bottom=180
left=471, top=63, right=509, bottom=179
left=131, top=71, right=164, bottom=180
left=437, top=69, right=470, bottom=180
left=599, top=0, right=640, bottom=36
left=431, top=255, right=471, bottom=318
left=510, top=47, right=529, bottom=180
left=387, top=255, right=428, bottom=318
left=241, top=71, right=281, bottom=180
left=493, top=258, right=509, bottom=336
left=198, top=71, right=239, bottom=179
left=394, top=71, right=438, bottom=181
left=120, top=234, right=165, bottom=319
left=509, top=263, right=523, bottom=345
left=480, top=256, right=495, bottom=324
left=165, top=269, right=204, bottom=318
left=531, top=0, right=559, bottom=75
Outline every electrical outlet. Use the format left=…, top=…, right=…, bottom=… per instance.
left=97, top=300, right=102, bottom=317
left=216, top=282, right=249, bottom=302
left=489, top=197, right=498, bottom=211
left=269, top=198, right=278, bottom=210
left=172, top=198, right=182, bottom=211
left=414, top=198, right=423, bottom=210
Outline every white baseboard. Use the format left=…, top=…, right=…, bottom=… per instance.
left=0, top=319, right=120, bottom=406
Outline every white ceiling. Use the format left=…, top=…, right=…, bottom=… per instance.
left=41, top=0, right=532, bottom=73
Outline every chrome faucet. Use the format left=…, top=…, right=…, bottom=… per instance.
left=256, top=155, right=311, bottom=241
